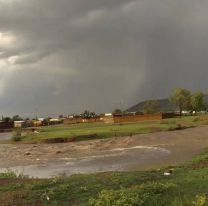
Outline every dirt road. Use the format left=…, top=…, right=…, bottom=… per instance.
left=0, top=126, right=208, bottom=178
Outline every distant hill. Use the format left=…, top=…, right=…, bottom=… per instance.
left=127, top=94, right=208, bottom=113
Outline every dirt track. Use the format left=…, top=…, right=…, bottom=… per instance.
left=0, top=126, right=208, bottom=178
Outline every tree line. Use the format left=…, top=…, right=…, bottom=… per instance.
left=170, top=88, right=205, bottom=116
left=142, top=88, right=206, bottom=115
left=112, top=88, right=207, bottom=116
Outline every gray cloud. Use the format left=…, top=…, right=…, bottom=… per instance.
left=0, top=0, right=208, bottom=117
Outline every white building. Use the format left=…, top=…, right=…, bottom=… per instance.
left=14, top=121, right=25, bottom=128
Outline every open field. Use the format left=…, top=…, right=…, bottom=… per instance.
left=0, top=148, right=208, bottom=205
left=11, top=115, right=208, bottom=143
left=0, top=116, right=208, bottom=205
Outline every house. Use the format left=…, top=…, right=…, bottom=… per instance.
left=49, top=118, right=62, bottom=125
left=14, top=121, right=25, bottom=128
left=102, top=113, right=114, bottom=123
left=0, top=121, right=13, bottom=131
left=32, top=120, right=42, bottom=127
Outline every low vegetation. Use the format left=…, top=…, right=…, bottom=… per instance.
left=12, top=129, right=23, bottom=142
left=8, top=115, right=208, bottom=143
left=0, top=149, right=208, bottom=205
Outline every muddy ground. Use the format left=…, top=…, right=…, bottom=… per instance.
left=0, top=126, right=208, bottom=178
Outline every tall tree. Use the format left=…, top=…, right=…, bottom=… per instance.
left=81, top=110, right=96, bottom=118
left=113, top=109, right=123, bottom=115
left=169, top=88, right=191, bottom=116
left=191, top=91, right=204, bottom=114
left=2, top=117, right=12, bottom=123
left=12, top=115, right=23, bottom=121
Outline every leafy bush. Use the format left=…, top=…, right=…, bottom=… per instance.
left=0, top=169, right=18, bottom=179
left=0, top=169, right=27, bottom=179
left=176, top=123, right=182, bottom=129
left=193, top=195, right=207, bottom=206
left=12, top=129, right=22, bottom=141
left=12, top=135, right=22, bottom=141
left=160, top=120, right=176, bottom=125
left=193, top=117, right=200, bottom=122
left=168, top=123, right=183, bottom=131
left=88, top=182, right=177, bottom=206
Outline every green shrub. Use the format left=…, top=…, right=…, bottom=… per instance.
left=12, top=129, right=22, bottom=141
left=193, top=195, right=206, bottom=206
left=88, top=182, right=177, bottom=206
left=160, top=120, right=176, bottom=125
left=12, top=135, right=22, bottom=141
left=0, top=169, right=18, bottom=178
left=193, top=117, right=200, bottom=122
left=176, top=123, right=182, bottom=129
left=168, top=124, right=183, bottom=131
left=0, top=169, right=27, bottom=179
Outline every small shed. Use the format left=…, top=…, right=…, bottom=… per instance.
left=14, top=121, right=25, bottom=128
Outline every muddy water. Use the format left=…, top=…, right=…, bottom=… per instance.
left=1, top=126, right=208, bottom=178
left=0, top=146, right=170, bottom=178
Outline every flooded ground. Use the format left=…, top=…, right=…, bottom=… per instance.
left=0, top=126, right=208, bottom=178
left=0, top=146, right=170, bottom=178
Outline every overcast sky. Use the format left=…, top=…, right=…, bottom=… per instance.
left=0, top=0, right=208, bottom=117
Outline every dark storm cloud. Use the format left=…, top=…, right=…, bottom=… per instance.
left=0, top=0, right=208, bottom=116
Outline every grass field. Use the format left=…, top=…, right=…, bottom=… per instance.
left=15, top=115, right=208, bottom=143
left=0, top=148, right=207, bottom=205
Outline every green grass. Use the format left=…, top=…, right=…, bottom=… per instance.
left=0, top=149, right=208, bottom=205
left=1, top=115, right=208, bottom=205
left=22, top=122, right=172, bottom=142
left=15, top=115, right=208, bottom=143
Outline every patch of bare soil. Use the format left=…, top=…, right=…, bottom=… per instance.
left=0, top=126, right=208, bottom=174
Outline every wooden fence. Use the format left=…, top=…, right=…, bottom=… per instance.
left=64, top=113, right=178, bottom=125
left=113, top=114, right=162, bottom=123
